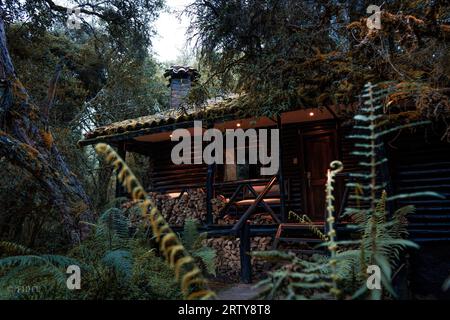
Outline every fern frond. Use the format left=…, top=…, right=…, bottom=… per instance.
left=102, top=249, right=133, bottom=280
left=443, top=277, right=450, bottom=291
left=94, top=143, right=215, bottom=300
left=0, top=241, right=33, bottom=255
left=192, top=247, right=216, bottom=276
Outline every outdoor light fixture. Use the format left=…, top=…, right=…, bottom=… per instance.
left=309, top=112, right=315, bottom=117
left=236, top=122, right=241, bottom=127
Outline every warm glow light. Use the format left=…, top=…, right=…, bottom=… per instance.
left=236, top=123, right=241, bottom=127
left=309, top=112, right=315, bottom=117
left=169, top=134, right=173, bottom=138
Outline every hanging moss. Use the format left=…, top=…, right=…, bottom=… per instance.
left=40, top=130, right=54, bottom=150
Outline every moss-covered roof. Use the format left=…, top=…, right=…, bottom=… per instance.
left=79, top=95, right=250, bottom=146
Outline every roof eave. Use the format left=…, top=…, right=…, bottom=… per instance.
left=78, top=113, right=240, bottom=147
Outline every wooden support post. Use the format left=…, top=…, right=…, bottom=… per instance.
left=277, top=115, right=287, bottom=222
left=115, top=142, right=127, bottom=198
left=239, top=221, right=252, bottom=284
left=206, top=163, right=215, bottom=225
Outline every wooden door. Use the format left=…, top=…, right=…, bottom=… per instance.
left=301, top=130, right=337, bottom=221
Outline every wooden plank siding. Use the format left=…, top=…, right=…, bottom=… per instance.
left=146, top=140, right=207, bottom=192
left=387, top=127, right=450, bottom=242
left=143, top=120, right=344, bottom=220
left=141, top=119, right=450, bottom=243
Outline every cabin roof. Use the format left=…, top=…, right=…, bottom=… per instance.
left=79, top=95, right=251, bottom=146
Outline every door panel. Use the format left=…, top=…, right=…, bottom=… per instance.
left=302, top=130, right=337, bottom=221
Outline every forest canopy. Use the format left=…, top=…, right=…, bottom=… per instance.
left=186, top=0, right=450, bottom=118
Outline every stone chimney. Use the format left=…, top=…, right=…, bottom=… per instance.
left=164, top=66, right=200, bottom=110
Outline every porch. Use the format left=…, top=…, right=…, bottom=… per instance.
left=79, top=103, right=356, bottom=282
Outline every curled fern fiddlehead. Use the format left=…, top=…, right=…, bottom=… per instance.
left=95, top=143, right=215, bottom=300
left=325, top=160, right=343, bottom=299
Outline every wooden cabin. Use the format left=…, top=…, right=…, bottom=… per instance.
left=79, top=66, right=450, bottom=298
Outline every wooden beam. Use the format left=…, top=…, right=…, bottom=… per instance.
left=231, top=176, right=278, bottom=233
left=277, top=115, right=288, bottom=222
left=239, top=221, right=252, bottom=283
left=218, top=183, right=243, bottom=218
left=246, top=185, right=281, bottom=224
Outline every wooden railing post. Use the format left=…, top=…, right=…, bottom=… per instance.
left=277, top=115, right=287, bottom=222
left=239, top=220, right=252, bottom=283
left=206, top=163, right=215, bottom=225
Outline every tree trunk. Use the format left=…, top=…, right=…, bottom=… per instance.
left=0, top=18, right=93, bottom=244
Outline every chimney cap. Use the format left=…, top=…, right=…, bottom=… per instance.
left=164, top=65, right=200, bottom=81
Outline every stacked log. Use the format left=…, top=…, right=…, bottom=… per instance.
left=216, top=213, right=273, bottom=225
left=167, top=189, right=207, bottom=225
left=204, top=236, right=272, bottom=280
left=121, top=189, right=228, bottom=225
left=211, top=195, right=227, bottom=221
left=122, top=189, right=274, bottom=282
left=147, top=192, right=175, bottom=220
left=204, top=238, right=240, bottom=278
left=216, top=214, right=238, bottom=225
left=251, top=213, right=273, bottom=225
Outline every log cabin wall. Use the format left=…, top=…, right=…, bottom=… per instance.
left=387, top=126, right=450, bottom=242
left=140, top=120, right=449, bottom=297
left=386, top=126, right=450, bottom=298
left=142, top=122, right=450, bottom=231
left=146, top=140, right=207, bottom=192
left=143, top=119, right=347, bottom=219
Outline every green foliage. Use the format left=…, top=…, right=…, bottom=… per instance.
left=2, top=0, right=165, bottom=58
left=254, top=82, right=444, bottom=300
left=443, top=277, right=450, bottom=292
left=254, top=251, right=336, bottom=300
left=341, top=82, right=443, bottom=299
left=181, top=219, right=216, bottom=276
left=253, top=162, right=343, bottom=300
left=0, top=206, right=182, bottom=300
left=95, top=208, right=130, bottom=249
left=0, top=16, right=170, bottom=244
left=187, top=1, right=449, bottom=118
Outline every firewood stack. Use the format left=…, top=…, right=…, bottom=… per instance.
left=146, top=192, right=173, bottom=218
left=251, top=236, right=273, bottom=279
left=122, top=190, right=273, bottom=281
left=251, top=213, right=274, bottom=225
left=142, top=189, right=227, bottom=226
left=216, top=213, right=274, bottom=225
left=203, top=236, right=272, bottom=280
left=211, top=195, right=227, bottom=222
left=166, top=189, right=206, bottom=225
